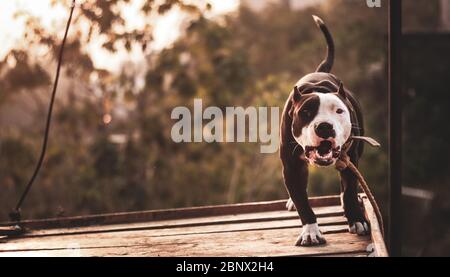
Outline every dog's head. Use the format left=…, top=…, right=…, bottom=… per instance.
left=290, top=82, right=352, bottom=166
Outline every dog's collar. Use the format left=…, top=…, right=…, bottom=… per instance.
left=342, top=97, right=360, bottom=137
left=341, top=96, right=362, bottom=155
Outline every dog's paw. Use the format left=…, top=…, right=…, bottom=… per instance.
left=295, top=223, right=326, bottom=246
left=286, top=198, right=296, bottom=211
left=348, top=221, right=370, bottom=236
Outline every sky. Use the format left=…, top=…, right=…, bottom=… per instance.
left=0, top=0, right=239, bottom=71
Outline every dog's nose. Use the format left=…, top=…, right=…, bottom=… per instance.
left=315, top=122, right=335, bottom=139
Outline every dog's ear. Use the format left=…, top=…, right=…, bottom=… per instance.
left=293, top=86, right=302, bottom=102
left=337, top=82, right=347, bottom=99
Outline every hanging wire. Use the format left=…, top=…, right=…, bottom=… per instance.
left=8, top=0, right=77, bottom=223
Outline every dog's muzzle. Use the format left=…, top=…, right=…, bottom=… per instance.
left=304, top=140, right=341, bottom=166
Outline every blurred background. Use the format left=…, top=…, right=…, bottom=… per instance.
left=0, top=0, right=448, bottom=256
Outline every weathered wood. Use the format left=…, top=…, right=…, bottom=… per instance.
left=15, top=205, right=343, bottom=239
left=0, top=226, right=369, bottom=257
left=0, top=215, right=348, bottom=251
left=0, top=196, right=340, bottom=230
left=362, top=195, right=389, bottom=257
left=0, top=194, right=387, bottom=257
left=317, top=251, right=369, bottom=257
left=0, top=226, right=24, bottom=237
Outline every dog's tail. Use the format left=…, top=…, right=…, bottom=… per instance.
left=312, top=15, right=334, bottom=73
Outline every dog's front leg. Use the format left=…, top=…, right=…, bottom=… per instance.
left=282, top=159, right=326, bottom=246
left=340, top=167, right=370, bottom=235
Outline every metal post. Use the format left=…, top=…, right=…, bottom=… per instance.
left=388, top=0, right=402, bottom=256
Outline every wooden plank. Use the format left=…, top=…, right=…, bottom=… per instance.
left=316, top=251, right=369, bottom=257
left=362, top=196, right=389, bottom=257
left=0, top=226, right=24, bottom=236
left=0, top=215, right=348, bottom=250
left=1, top=224, right=349, bottom=253
left=15, top=205, right=343, bottom=238
left=0, top=225, right=369, bottom=257
left=0, top=195, right=386, bottom=258
left=0, top=196, right=340, bottom=230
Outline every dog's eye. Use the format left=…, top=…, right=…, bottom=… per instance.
left=300, top=109, right=311, bottom=117
left=336, top=108, right=344, bottom=114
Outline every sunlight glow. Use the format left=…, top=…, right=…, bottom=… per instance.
left=0, top=0, right=239, bottom=71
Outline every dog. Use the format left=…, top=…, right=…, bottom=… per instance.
left=279, top=15, right=369, bottom=246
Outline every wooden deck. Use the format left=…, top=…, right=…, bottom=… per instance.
left=0, top=195, right=387, bottom=257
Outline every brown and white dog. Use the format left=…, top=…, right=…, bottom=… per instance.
left=279, top=16, right=368, bottom=246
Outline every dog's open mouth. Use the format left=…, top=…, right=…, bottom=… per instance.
left=304, top=140, right=341, bottom=166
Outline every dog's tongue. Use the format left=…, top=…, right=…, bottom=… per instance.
left=317, top=141, right=332, bottom=156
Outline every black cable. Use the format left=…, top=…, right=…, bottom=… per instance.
left=9, top=0, right=76, bottom=223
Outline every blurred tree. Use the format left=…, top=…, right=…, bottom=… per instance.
left=0, top=0, right=388, bottom=221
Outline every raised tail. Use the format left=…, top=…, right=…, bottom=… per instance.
left=312, top=15, right=334, bottom=73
